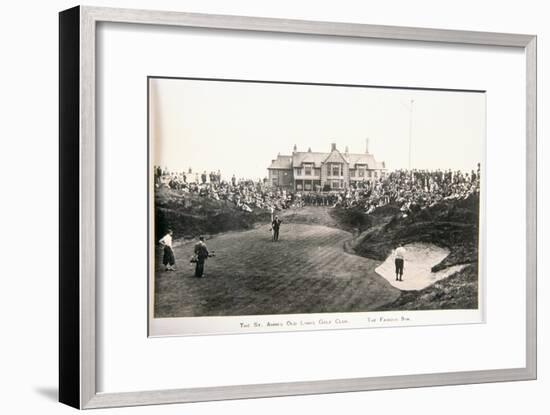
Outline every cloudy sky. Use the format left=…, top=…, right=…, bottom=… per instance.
left=150, top=77, right=484, bottom=180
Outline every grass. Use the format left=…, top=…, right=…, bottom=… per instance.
left=330, top=194, right=480, bottom=310
left=376, top=264, right=479, bottom=311
left=155, top=187, right=270, bottom=240
left=154, top=187, right=481, bottom=315
left=154, top=222, right=399, bottom=317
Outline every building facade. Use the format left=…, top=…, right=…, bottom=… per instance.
left=268, top=143, right=386, bottom=191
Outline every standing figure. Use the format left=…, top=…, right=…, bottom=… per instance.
left=159, top=229, right=175, bottom=271
left=194, top=236, right=209, bottom=278
left=394, top=245, right=406, bottom=281
left=271, top=216, right=282, bottom=242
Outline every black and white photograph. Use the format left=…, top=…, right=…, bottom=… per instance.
left=148, top=77, right=484, bottom=335
left=0, top=0, right=544, bottom=413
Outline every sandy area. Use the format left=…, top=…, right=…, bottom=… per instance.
left=375, top=243, right=466, bottom=291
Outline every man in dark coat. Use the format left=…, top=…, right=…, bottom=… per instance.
left=271, top=216, right=282, bottom=242
left=194, top=236, right=209, bottom=278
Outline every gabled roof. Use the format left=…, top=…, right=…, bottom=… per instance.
left=268, top=154, right=292, bottom=170
left=324, top=149, right=348, bottom=164
left=269, top=149, right=386, bottom=170
left=292, top=152, right=326, bottom=168
left=346, top=153, right=386, bottom=169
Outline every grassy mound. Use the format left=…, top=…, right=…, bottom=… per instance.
left=339, top=195, right=479, bottom=269
left=332, top=194, right=480, bottom=310
left=155, top=188, right=271, bottom=240
left=330, top=204, right=401, bottom=233
left=376, top=264, right=479, bottom=310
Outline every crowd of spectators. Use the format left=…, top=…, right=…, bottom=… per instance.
left=154, top=164, right=480, bottom=217
left=154, top=166, right=290, bottom=212
left=334, top=166, right=481, bottom=215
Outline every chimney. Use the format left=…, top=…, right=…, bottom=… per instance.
left=331, top=143, right=336, bottom=152
left=293, top=144, right=297, bottom=152
left=365, top=138, right=370, bottom=154
left=345, top=145, right=349, bottom=154
left=307, top=147, right=312, bottom=152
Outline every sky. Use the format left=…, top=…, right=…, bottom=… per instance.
left=150, top=77, right=485, bottom=180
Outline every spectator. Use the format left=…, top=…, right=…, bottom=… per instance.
left=153, top=166, right=480, bottom=217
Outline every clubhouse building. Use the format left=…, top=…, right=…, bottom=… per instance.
left=268, top=142, right=386, bottom=191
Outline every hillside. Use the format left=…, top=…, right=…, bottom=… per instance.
left=154, top=188, right=270, bottom=240
left=331, top=194, right=480, bottom=310
left=155, top=187, right=480, bottom=311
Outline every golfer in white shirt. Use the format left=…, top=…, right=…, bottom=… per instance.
left=394, top=245, right=406, bottom=281
left=159, top=229, right=175, bottom=271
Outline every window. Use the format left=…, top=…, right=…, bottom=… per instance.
left=304, top=164, right=312, bottom=176
left=350, top=169, right=356, bottom=177
left=331, top=164, right=340, bottom=177
left=272, top=178, right=278, bottom=185
left=358, top=168, right=364, bottom=177
left=295, top=168, right=302, bottom=176
left=305, top=182, right=312, bottom=190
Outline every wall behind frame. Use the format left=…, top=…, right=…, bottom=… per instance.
left=0, top=1, right=546, bottom=415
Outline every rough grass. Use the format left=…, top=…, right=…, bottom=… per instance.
left=331, top=194, right=480, bottom=310
left=376, top=264, right=479, bottom=311
left=329, top=204, right=400, bottom=233
left=333, top=195, right=480, bottom=269
left=154, top=187, right=480, bottom=315
left=155, top=188, right=271, bottom=240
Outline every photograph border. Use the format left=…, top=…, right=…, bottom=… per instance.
left=59, top=5, right=537, bottom=409
left=146, top=75, right=487, bottom=336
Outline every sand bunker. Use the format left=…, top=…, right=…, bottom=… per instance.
left=375, top=243, right=466, bottom=291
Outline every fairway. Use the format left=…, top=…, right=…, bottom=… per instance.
left=154, top=208, right=401, bottom=317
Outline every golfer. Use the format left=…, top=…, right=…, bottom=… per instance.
left=193, top=236, right=210, bottom=278
left=394, top=245, right=406, bottom=281
left=159, top=229, right=175, bottom=271
left=271, top=216, right=282, bottom=242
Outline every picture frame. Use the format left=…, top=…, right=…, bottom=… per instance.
left=59, top=5, right=537, bottom=409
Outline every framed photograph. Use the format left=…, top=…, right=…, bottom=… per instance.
left=148, top=76, right=486, bottom=337
left=59, top=6, right=537, bottom=409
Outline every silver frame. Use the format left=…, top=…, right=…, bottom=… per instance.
left=60, top=5, right=537, bottom=409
